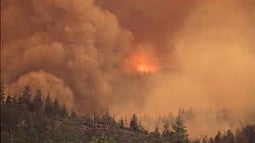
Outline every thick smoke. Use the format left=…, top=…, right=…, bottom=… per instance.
left=6, top=70, right=74, bottom=112
left=95, top=0, right=200, bottom=70
left=95, top=0, right=255, bottom=137
left=1, top=0, right=255, bottom=137
left=1, top=0, right=133, bottom=114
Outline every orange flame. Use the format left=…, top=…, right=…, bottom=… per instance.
left=124, top=48, right=159, bottom=74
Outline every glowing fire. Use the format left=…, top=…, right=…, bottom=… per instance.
left=124, top=49, right=159, bottom=74
left=131, top=52, right=157, bottom=73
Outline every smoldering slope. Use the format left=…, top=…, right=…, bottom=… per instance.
left=1, top=0, right=255, bottom=137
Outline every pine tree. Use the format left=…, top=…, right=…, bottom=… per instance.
left=172, top=114, right=189, bottom=143
left=163, top=122, right=171, bottom=142
left=154, top=126, right=160, bottom=139
left=13, top=123, right=30, bottom=143
left=120, top=118, right=125, bottom=129
left=44, top=94, right=54, bottom=117
left=60, top=105, right=68, bottom=118
left=0, top=85, right=5, bottom=108
left=202, top=135, right=208, bottom=143
left=22, top=86, right=31, bottom=103
left=130, top=114, right=139, bottom=131
left=20, top=86, right=33, bottom=111
left=5, top=95, right=17, bottom=109
left=53, top=98, right=61, bottom=117
left=224, top=129, right=234, bottom=143
left=2, top=95, right=18, bottom=143
left=208, top=138, right=214, bottom=143
left=33, top=90, right=43, bottom=111
left=214, top=131, right=222, bottom=143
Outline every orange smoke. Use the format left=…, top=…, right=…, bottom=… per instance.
left=123, top=43, right=159, bottom=74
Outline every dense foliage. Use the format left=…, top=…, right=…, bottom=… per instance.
left=1, top=86, right=255, bottom=143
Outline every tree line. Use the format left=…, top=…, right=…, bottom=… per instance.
left=1, top=85, right=254, bottom=143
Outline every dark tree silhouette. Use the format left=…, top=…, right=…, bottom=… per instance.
left=172, top=114, right=189, bottom=143
left=44, top=94, right=54, bottom=117
left=130, top=114, right=139, bottom=131
left=0, top=85, right=5, bottom=108
left=163, top=122, right=172, bottom=142
left=214, top=131, right=222, bottom=143
left=33, top=90, right=43, bottom=111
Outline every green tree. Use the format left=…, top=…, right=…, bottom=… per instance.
left=172, top=114, right=189, bottom=143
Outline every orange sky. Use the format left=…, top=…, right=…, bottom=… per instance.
left=1, top=0, right=255, bottom=137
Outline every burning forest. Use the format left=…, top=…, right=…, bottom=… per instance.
left=1, top=0, right=255, bottom=142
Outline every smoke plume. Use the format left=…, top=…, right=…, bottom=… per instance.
left=1, top=0, right=255, bottom=137
left=1, top=0, right=133, bottom=114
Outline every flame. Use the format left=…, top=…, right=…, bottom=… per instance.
left=131, top=52, right=157, bottom=73
left=124, top=47, right=159, bottom=74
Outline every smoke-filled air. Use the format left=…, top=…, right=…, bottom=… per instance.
left=1, top=0, right=255, bottom=138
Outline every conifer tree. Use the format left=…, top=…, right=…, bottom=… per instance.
left=53, top=98, right=61, bottom=117
left=0, top=85, right=5, bottom=108
left=120, top=118, right=125, bottom=129
left=214, top=131, right=222, bottom=143
left=60, top=105, right=68, bottom=118
left=163, top=122, right=171, bottom=141
left=224, top=129, right=234, bottom=143
left=33, top=90, right=43, bottom=111
left=5, top=95, right=17, bottom=109
left=22, top=86, right=31, bottom=104
left=130, top=114, right=139, bottom=131
left=154, top=126, right=160, bottom=139
left=20, top=86, right=33, bottom=111
left=172, top=114, right=189, bottom=143
left=44, top=94, right=54, bottom=117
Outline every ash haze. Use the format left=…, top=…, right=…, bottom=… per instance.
left=1, top=0, right=255, bottom=137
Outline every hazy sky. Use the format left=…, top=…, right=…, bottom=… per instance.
left=1, top=0, right=255, bottom=136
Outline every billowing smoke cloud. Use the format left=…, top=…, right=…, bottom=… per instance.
left=1, top=0, right=255, bottom=137
left=95, top=0, right=200, bottom=70
left=1, top=0, right=133, bottom=114
left=6, top=70, right=74, bottom=112
left=107, top=0, right=255, bottom=137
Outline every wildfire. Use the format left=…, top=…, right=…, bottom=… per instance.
left=123, top=44, right=159, bottom=74
left=131, top=52, right=157, bottom=73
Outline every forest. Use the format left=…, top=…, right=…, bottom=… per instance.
left=1, top=86, right=255, bottom=143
